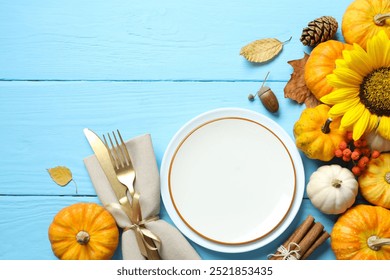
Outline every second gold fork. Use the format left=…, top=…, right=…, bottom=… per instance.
left=103, top=129, right=136, bottom=198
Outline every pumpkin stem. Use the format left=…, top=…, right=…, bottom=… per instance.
left=76, top=230, right=90, bottom=245
left=331, top=179, right=342, bottom=188
left=367, top=236, right=390, bottom=251
left=321, top=118, right=332, bottom=134
left=385, top=172, right=390, bottom=184
left=374, top=13, right=390, bottom=26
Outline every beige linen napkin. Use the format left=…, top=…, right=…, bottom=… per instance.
left=84, top=133, right=200, bottom=260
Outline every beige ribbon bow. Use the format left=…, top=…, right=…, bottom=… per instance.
left=105, top=192, right=161, bottom=259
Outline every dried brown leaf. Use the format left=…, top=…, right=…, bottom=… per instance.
left=284, top=53, right=320, bottom=108
left=304, top=94, right=322, bottom=108
left=47, top=166, right=73, bottom=186
left=240, top=38, right=286, bottom=63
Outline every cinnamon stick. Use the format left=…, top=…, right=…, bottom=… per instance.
left=296, top=222, right=324, bottom=258
left=269, top=215, right=315, bottom=260
left=301, top=230, right=330, bottom=260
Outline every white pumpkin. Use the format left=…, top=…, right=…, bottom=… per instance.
left=366, top=132, right=390, bottom=153
left=307, top=165, right=358, bottom=214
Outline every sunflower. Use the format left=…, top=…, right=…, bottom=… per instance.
left=321, top=30, right=390, bottom=141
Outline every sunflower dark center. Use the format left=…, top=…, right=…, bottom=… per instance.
left=359, top=67, right=390, bottom=116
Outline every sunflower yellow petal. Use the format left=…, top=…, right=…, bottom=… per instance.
left=326, top=72, right=361, bottom=89
left=322, top=31, right=390, bottom=141
left=344, top=47, right=373, bottom=77
left=332, top=67, right=363, bottom=85
left=341, top=50, right=351, bottom=63
left=351, top=43, right=366, bottom=55
left=327, top=98, right=360, bottom=118
left=352, top=109, right=371, bottom=140
left=320, top=87, right=359, bottom=104
left=380, top=33, right=390, bottom=66
left=340, top=102, right=366, bottom=129
left=335, top=58, right=349, bottom=69
left=366, top=31, right=388, bottom=69
left=366, top=114, right=379, bottom=133
left=377, top=116, right=390, bottom=140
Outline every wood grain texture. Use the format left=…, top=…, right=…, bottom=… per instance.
left=0, top=196, right=336, bottom=260
left=0, top=0, right=349, bottom=80
left=0, top=81, right=319, bottom=196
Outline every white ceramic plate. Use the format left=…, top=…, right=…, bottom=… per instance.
left=160, top=108, right=304, bottom=253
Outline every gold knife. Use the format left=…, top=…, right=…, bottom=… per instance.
left=84, top=128, right=161, bottom=260
left=83, top=128, right=133, bottom=219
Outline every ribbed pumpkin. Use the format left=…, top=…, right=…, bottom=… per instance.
left=307, top=165, right=358, bottom=214
left=359, top=153, right=390, bottom=208
left=48, top=202, right=119, bottom=260
left=331, top=204, right=390, bottom=260
left=305, top=40, right=353, bottom=100
left=342, top=0, right=390, bottom=49
left=293, top=104, right=347, bottom=161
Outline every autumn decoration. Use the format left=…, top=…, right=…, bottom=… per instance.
left=284, top=53, right=320, bottom=108
left=300, top=16, right=339, bottom=47
left=293, top=104, right=346, bottom=161
left=304, top=40, right=353, bottom=100
left=47, top=166, right=78, bottom=193
left=359, top=153, right=390, bottom=208
left=307, top=165, right=358, bottom=214
left=342, top=0, right=390, bottom=49
left=321, top=31, right=390, bottom=141
left=240, top=37, right=291, bottom=63
left=48, top=203, right=119, bottom=260
left=286, top=0, right=390, bottom=260
left=331, top=204, right=390, bottom=260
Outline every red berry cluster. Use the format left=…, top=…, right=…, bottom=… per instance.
left=334, top=132, right=381, bottom=176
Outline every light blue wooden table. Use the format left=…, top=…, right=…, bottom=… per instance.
left=0, top=0, right=352, bottom=260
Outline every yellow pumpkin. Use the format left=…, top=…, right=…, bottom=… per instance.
left=331, top=204, right=390, bottom=260
left=293, top=104, right=346, bottom=161
left=305, top=40, right=353, bottom=100
left=48, top=202, right=119, bottom=260
left=342, top=0, right=390, bottom=49
left=359, top=153, right=390, bottom=208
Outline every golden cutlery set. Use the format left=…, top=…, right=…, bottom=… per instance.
left=84, top=128, right=160, bottom=260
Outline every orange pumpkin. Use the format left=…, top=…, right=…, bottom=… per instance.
left=48, top=202, right=119, bottom=260
left=304, top=40, right=353, bottom=100
left=331, top=204, right=390, bottom=260
left=342, top=0, right=390, bottom=49
left=359, top=153, right=390, bottom=208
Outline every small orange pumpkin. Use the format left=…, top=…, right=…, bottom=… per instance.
left=331, top=204, right=390, bottom=260
left=304, top=40, right=353, bottom=100
left=342, top=0, right=390, bottom=49
left=293, top=104, right=347, bottom=161
left=359, top=153, right=390, bottom=208
left=48, top=202, right=119, bottom=260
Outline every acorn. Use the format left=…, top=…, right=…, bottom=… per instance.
left=257, top=86, right=279, bottom=113
left=248, top=72, right=279, bottom=113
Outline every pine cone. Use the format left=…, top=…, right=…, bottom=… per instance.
left=300, top=16, right=338, bottom=47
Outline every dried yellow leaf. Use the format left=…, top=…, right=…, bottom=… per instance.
left=240, top=37, right=291, bottom=63
left=47, top=166, right=73, bottom=186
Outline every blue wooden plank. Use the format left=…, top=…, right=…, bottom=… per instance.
left=0, top=81, right=312, bottom=196
left=0, top=196, right=122, bottom=260
left=0, top=0, right=351, bottom=80
left=0, top=196, right=336, bottom=260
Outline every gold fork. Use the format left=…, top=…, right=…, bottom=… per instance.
left=103, top=130, right=136, bottom=199
left=104, top=130, right=161, bottom=260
